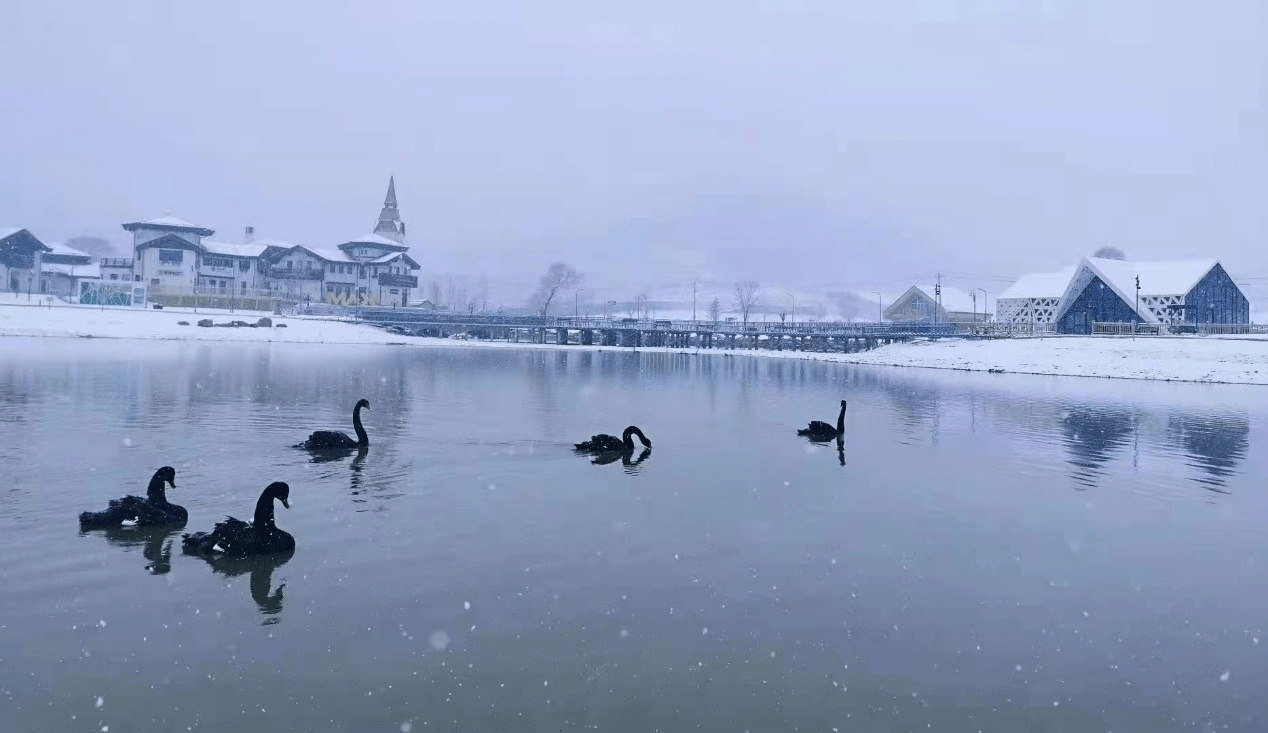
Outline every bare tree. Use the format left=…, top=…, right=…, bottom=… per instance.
left=708, top=297, right=722, bottom=324
left=530, top=262, right=582, bottom=316
left=1093, top=246, right=1126, bottom=260
left=427, top=279, right=443, bottom=306
left=444, top=275, right=467, bottom=312
left=732, top=281, right=761, bottom=328
left=833, top=291, right=870, bottom=322
left=65, top=236, right=118, bottom=259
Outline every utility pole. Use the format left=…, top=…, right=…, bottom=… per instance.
left=692, top=278, right=698, bottom=322
left=934, top=273, right=941, bottom=327
left=1135, top=275, right=1140, bottom=330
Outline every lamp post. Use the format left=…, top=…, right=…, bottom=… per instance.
left=575, top=288, right=586, bottom=318
left=975, top=288, right=988, bottom=324
left=871, top=291, right=882, bottom=322
left=786, top=292, right=795, bottom=325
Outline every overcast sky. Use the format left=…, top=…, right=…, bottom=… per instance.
left=2, top=1, right=1264, bottom=304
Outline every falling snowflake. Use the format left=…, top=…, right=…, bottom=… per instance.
left=463, top=601, right=471, bottom=611
left=428, top=631, right=450, bottom=651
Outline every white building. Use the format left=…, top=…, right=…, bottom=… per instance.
left=120, top=177, right=421, bottom=307
left=122, top=215, right=217, bottom=290
left=40, top=241, right=100, bottom=299
left=995, top=266, right=1076, bottom=326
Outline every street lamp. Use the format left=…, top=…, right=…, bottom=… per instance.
left=870, top=291, right=882, bottom=322
left=786, top=292, right=795, bottom=325
left=975, top=288, right=988, bottom=323
left=575, top=288, right=587, bottom=318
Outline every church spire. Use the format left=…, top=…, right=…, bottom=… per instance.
left=374, top=176, right=405, bottom=242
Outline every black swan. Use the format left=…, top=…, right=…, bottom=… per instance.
left=182, top=481, right=295, bottom=557
left=295, top=399, right=371, bottom=450
left=79, top=466, right=187, bottom=529
left=575, top=426, right=652, bottom=454
left=798, top=400, right=847, bottom=441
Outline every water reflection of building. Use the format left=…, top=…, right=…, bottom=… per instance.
left=1167, top=414, right=1250, bottom=489
left=1061, top=407, right=1136, bottom=487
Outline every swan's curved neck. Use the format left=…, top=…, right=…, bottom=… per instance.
left=836, top=403, right=847, bottom=434
left=254, top=493, right=277, bottom=527
left=146, top=476, right=169, bottom=504
left=353, top=404, right=369, bottom=446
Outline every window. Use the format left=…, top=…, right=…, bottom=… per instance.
left=158, top=249, right=183, bottom=264
left=150, top=278, right=160, bottom=286
left=239, top=260, right=250, bottom=272
left=287, top=261, right=293, bottom=269
left=134, top=275, right=141, bottom=281
left=241, top=281, right=247, bottom=289
left=109, top=274, right=118, bottom=280
left=303, top=261, right=311, bottom=270
left=205, top=256, right=232, bottom=269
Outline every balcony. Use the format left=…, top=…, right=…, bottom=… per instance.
left=377, top=273, right=418, bottom=288
left=101, top=258, right=134, bottom=268
left=264, top=266, right=325, bottom=281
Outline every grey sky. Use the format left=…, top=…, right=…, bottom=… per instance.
left=2, top=1, right=1264, bottom=304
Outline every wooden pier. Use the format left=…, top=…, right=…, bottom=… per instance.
left=350, top=310, right=1031, bottom=353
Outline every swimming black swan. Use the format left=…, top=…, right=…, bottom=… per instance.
left=295, top=399, right=371, bottom=450
left=181, top=482, right=295, bottom=557
left=79, top=466, right=187, bottom=529
left=798, top=400, right=847, bottom=442
left=575, top=426, right=652, bottom=454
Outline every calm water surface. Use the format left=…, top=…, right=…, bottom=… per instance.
left=1, top=339, right=1265, bottom=732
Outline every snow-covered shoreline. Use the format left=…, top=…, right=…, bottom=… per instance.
left=3, top=298, right=1267, bottom=385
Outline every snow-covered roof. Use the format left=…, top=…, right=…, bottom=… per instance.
left=1086, top=257, right=1218, bottom=297
left=306, top=245, right=357, bottom=263
left=914, top=285, right=983, bottom=314
left=200, top=240, right=270, bottom=258
left=341, top=232, right=407, bottom=249
left=41, top=261, right=101, bottom=279
left=122, top=216, right=215, bottom=236
left=998, top=267, right=1077, bottom=300
left=44, top=241, right=92, bottom=258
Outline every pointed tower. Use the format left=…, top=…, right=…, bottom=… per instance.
left=373, top=176, right=405, bottom=243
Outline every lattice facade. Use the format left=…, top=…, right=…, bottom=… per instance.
left=997, top=296, right=1061, bottom=324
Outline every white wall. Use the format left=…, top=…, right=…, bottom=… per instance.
left=136, top=247, right=196, bottom=289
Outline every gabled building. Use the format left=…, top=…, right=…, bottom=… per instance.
left=40, top=242, right=100, bottom=298
left=996, top=266, right=1076, bottom=326
left=121, top=215, right=216, bottom=290
left=883, top=285, right=991, bottom=323
left=1053, top=257, right=1249, bottom=334
left=0, top=228, right=51, bottom=295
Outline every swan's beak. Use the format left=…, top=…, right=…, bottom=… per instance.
left=281, top=498, right=291, bottom=509
left=167, top=480, right=176, bottom=490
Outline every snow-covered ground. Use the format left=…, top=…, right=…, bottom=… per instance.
left=0, top=296, right=406, bottom=345
left=834, top=336, right=1268, bottom=385
left=3, top=295, right=1267, bottom=385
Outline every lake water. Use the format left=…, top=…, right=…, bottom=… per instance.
left=1, top=339, right=1265, bottom=732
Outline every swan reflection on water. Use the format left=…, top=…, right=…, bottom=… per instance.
left=186, top=549, right=295, bottom=623
left=89, top=525, right=182, bottom=575
left=590, top=447, right=653, bottom=473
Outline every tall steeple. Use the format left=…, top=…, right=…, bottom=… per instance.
left=373, top=176, right=405, bottom=243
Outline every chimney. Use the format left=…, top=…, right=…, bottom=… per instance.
left=245, top=226, right=255, bottom=243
